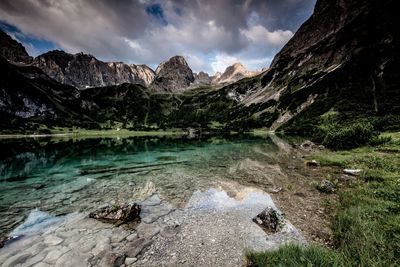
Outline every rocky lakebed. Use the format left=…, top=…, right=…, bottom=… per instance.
left=0, top=135, right=333, bottom=266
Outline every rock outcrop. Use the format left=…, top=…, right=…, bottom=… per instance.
left=211, top=72, right=222, bottom=84
left=150, top=56, right=195, bottom=92
left=213, top=63, right=259, bottom=85
left=192, top=71, right=212, bottom=87
left=33, top=50, right=155, bottom=89
left=0, top=29, right=32, bottom=64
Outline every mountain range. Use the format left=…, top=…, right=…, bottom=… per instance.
left=0, top=0, right=398, bottom=135
left=1, top=32, right=257, bottom=92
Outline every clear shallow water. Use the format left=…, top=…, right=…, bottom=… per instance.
left=0, top=134, right=290, bottom=237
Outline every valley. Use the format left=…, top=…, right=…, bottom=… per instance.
left=0, top=0, right=399, bottom=266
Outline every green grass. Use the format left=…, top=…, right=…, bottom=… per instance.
left=0, top=126, right=185, bottom=139
left=247, top=244, right=344, bottom=267
left=247, top=132, right=400, bottom=266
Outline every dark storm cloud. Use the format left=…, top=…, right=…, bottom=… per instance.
left=0, top=0, right=316, bottom=73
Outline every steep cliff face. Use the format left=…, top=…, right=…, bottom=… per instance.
left=33, top=50, right=155, bottom=89
left=192, top=71, right=212, bottom=87
left=242, top=0, right=399, bottom=130
left=151, top=56, right=195, bottom=92
left=0, top=29, right=32, bottom=64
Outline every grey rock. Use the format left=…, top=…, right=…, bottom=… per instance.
left=252, top=207, right=284, bottom=233
left=99, top=252, right=126, bottom=267
left=44, top=249, right=63, bottom=263
left=21, top=251, right=46, bottom=266
left=343, top=169, right=363, bottom=176
left=124, top=238, right=153, bottom=258
left=316, top=179, right=337, bottom=194
left=1, top=252, right=32, bottom=267
left=136, top=223, right=161, bottom=239
left=126, top=233, right=138, bottom=242
left=89, top=203, right=141, bottom=224
left=125, top=257, right=138, bottom=265
left=300, top=140, right=318, bottom=151
left=44, top=235, right=64, bottom=246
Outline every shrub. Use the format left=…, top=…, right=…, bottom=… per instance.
left=322, top=122, right=377, bottom=150
left=368, top=135, right=392, bottom=146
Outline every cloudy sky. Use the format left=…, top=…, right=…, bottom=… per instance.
left=0, top=0, right=315, bottom=74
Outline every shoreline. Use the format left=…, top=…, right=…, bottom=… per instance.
left=0, top=128, right=274, bottom=139
left=0, top=130, right=186, bottom=139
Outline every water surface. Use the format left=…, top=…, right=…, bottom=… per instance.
left=0, top=134, right=291, bottom=236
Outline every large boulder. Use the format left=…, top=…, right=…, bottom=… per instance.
left=89, top=203, right=141, bottom=224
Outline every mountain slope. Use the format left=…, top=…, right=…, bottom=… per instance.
left=0, top=0, right=398, bottom=134
left=33, top=50, right=155, bottom=89
left=0, top=57, right=96, bottom=133
left=242, top=0, right=399, bottom=132
left=0, top=29, right=32, bottom=64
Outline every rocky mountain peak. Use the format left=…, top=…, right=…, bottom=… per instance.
left=155, top=55, right=190, bottom=75
left=33, top=50, right=155, bottom=89
left=151, top=55, right=195, bottom=92
left=213, top=62, right=258, bottom=85
left=0, top=29, right=32, bottom=64
left=191, top=71, right=212, bottom=88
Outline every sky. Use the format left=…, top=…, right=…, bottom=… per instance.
left=0, top=0, right=316, bottom=74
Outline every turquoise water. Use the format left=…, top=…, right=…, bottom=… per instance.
left=0, top=135, right=288, bottom=236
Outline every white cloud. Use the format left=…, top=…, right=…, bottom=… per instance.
left=185, top=54, right=212, bottom=74
left=211, top=54, right=240, bottom=73
left=241, top=25, right=293, bottom=46
left=0, top=0, right=314, bottom=73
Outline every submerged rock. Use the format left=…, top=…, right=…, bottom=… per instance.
left=0, top=236, right=10, bottom=248
left=89, top=203, right=141, bottom=225
left=252, top=207, right=284, bottom=233
left=99, top=252, right=126, bottom=267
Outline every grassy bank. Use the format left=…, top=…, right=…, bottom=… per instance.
left=0, top=127, right=185, bottom=139
left=248, top=132, right=400, bottom=266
